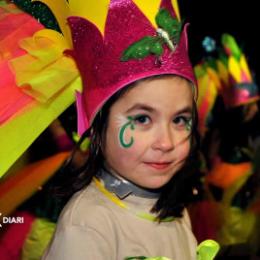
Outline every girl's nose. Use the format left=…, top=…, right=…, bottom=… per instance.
left=151, top=126, right=175, bottom=152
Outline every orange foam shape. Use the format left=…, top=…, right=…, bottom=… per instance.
left=206, top=162, right=252, bottom=189
left=0, top=152, right=69, bottom=216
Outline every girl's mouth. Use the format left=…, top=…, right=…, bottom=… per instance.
left=144, top=162, right=172, bottom=170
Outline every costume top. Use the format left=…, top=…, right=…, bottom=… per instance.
left=42, top=180, right=197, bottom=260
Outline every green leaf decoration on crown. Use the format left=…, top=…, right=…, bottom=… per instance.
left=121, top=8, right=183, bottom=61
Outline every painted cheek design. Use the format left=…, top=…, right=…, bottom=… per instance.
left=185, top=118, right=192, bottom=131
left=118, top=116, right=135, bottom=148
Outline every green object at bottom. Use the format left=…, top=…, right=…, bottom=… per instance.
left=125, top=239, right=220, bottom=260
left=22, top=218, right=56, bottom=260
left=196, top=239, right=220, bottom=260
left=125, top=257, right=171, bottom=260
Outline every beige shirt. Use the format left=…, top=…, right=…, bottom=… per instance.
left=42, top=182, right=197, bottom=260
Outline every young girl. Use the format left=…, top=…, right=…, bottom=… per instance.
left=39, top=0, right=218, bottom=259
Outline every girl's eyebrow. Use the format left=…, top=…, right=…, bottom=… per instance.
left=175, top=106, right=193, bottom=115
left=126, top=104, right=193, bottom=115
left=126, top=103, right=155, bottom=113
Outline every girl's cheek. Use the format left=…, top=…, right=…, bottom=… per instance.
left=118, top=125, right=134, bottom=149
left=119, top=129, right=146, bottom=151
left=116, top=115, right=135, bottom=149
left=175, top=129, right=191, bottom=148
left=115, top=114, right=153, bottom=151
left=170, top=130, right=190, bottom=157
left=177, top=139, right=191, bottom=161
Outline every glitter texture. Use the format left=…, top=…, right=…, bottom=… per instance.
left=68, top=0, right=196, bottom=132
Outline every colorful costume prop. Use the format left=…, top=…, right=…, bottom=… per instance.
left=0, top=2, right=80, bottom=177
left=64, top=0, right=197, bottom=133
left=217, top=34, right=260, bottom=108
left=0, top=0, right=198, bottom=177
left=0, top=1, right=220, bottom=259
left=195, top=62, right=220, bottom=136
left=195, top=33, right=260, bottom=136
left=206, top=161, right=252, bottom=189
left=193, top=33, right=260, bottom=254
left=0, top=152, right=69, bottom=216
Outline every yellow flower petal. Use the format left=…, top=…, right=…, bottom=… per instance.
left=228, top=56, right=241, bottom=83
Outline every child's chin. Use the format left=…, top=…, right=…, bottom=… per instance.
left=140, top=178, right=169, bottom=190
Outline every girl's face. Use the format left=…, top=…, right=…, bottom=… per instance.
left=103, top=76, right=194, bottom=189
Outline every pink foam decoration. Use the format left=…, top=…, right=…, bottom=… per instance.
left=235, top=89, right=250, bottom=105
left=241, top=70, right=250, bottom=83
left=0, top=211, right=35, bottom=260
left=0, top=62, right=33, bottom=124
left=0, top=8, right=43, bottom=125
left=76, top=91, right=89, bottom=135
left=0, top=12, right=42, bottom=55
left=199, top=99, right=210, bottom=123
left=67, top=0, right=196, bottom=133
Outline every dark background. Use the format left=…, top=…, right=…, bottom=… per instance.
left=179, top=0, right=260, bottom=84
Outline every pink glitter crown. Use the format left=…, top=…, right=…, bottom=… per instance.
left=67, top=0, right=196, bottom=134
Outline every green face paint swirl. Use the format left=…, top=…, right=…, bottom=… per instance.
left=119, top=116, right=135, bottom=148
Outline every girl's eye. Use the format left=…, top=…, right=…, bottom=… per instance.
left=173, top=116, right=192, bottom=129
left=133, top=115, right=151, bottom=125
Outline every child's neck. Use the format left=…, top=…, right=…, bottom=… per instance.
left=96, top=165, right=161, bottom=200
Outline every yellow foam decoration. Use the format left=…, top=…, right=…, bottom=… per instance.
left=35, top=0, right=110, bottom=36
left=216, top=60, right=229, bottom=88
left=9, top=27, right=80, bottom=100
left=10, top=31, right=79, bottom=102
left=20, top=57, right=78, bottom=103
left=172, top=0, right=181, bottom=21
left=69, top=0, right=110, bottom=35
left=196, top=65, right=218, bottom=110
left=134, top=0, right=161, bottom=28
left=207, top=78, right=218, bottom=108
left=207, top=67, right=221, bottom=90
left=197, top=74, right=208, bottom=106
left=13, top=30, right=70, bottom=72
left=35, top=0, right=180, bottom=38
left=196, top=66, right=218, bottom=136
left=0, top=77, right=81, bottom=178
left=32, top=0, right=71, bottom=46
left=228, top=56, right=241, bottom=83
left=240, top=54, right=252, bottom=82
left=34, top=29, right=70, bottom=50
left=134, top=0, right=180, bottom=28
